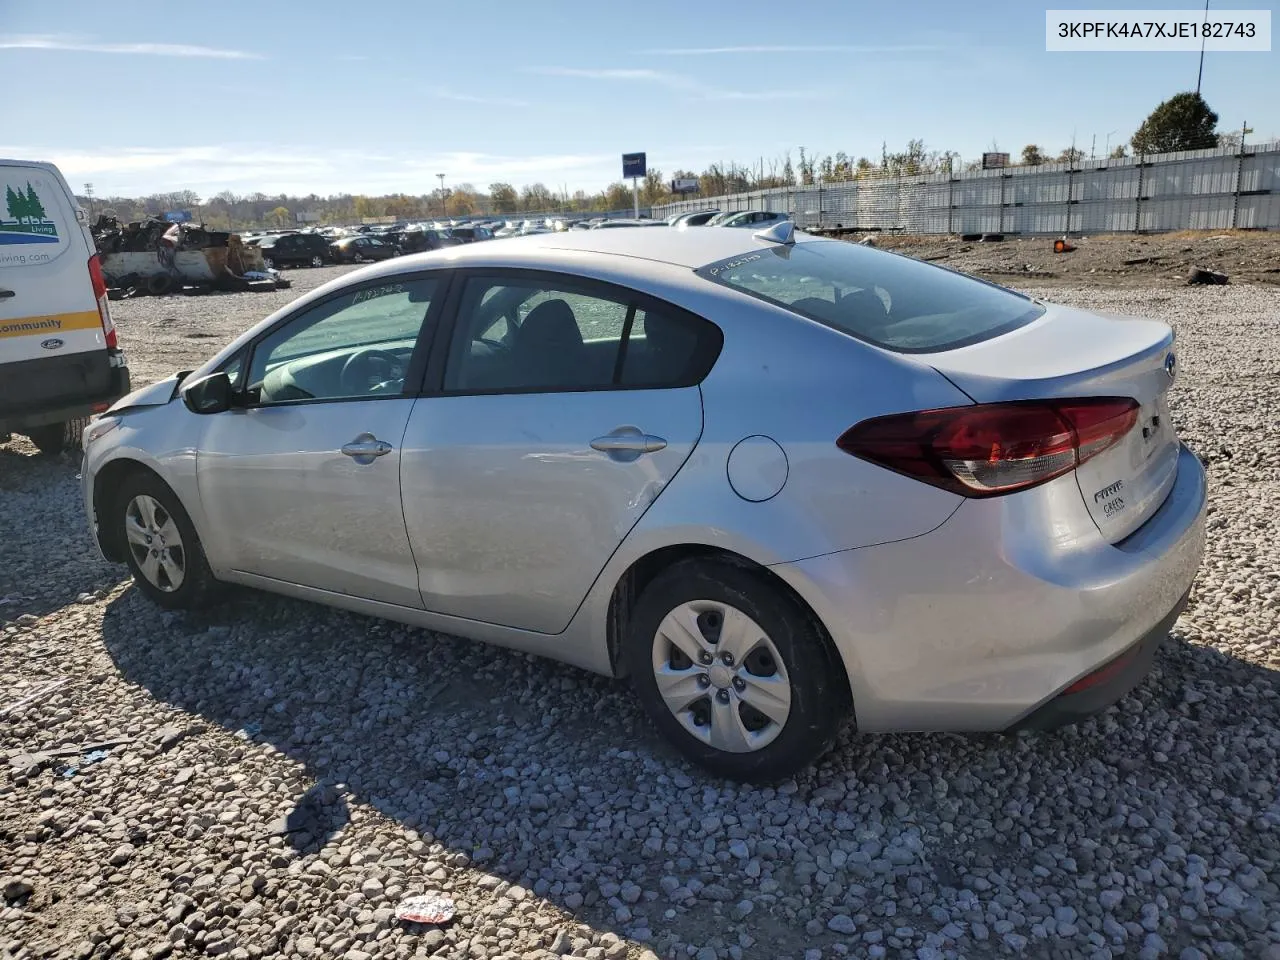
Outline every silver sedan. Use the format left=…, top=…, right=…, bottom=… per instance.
left=80, top=223, right=1206, bottom=781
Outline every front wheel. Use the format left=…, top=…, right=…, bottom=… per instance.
left=114, top=472, right=222, bottom=609
left=263, top=256, right=275, bottom=269
left=27, top=417, right=89, bottom=455
left=310, top=254, right=324, bottom=267
left=624, top=558, right=851, bottom=782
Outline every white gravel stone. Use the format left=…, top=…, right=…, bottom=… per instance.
left=3, top=276, right=1280, bottom=958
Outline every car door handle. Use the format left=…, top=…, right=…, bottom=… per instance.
left=340, top=433, right=393, bottom=464
left=590, top=426, right=667, bottom=462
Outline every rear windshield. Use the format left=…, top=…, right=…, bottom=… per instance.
left=697, top=240, right=1044, bottom=353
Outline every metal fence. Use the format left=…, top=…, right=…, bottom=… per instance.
left=651, top=140, right=1280, bottom=235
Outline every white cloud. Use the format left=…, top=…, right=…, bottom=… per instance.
left=0, top=33, right=262, bottom=59
left=641, top=44, right=944, bottom=55
left=432, top=89, right=530, bottom=108
left=0, top=144, right=618, bottom=196
left=527, top=66, right=823, bottom=102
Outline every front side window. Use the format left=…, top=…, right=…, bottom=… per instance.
left=698, top=240, right=1044, bottom=353
left=246, top=277, right=438, bottom=404
left=443, top=275, right=721, bottom=393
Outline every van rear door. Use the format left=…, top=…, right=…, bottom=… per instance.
left=0, top=161, right=103, bottom=363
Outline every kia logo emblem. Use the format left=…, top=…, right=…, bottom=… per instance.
left=1165, top=353, right=1177, bottom=381
left=40, top=338, right=64, bottom=350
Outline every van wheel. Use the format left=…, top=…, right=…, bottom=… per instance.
left=27, top=417, right=89, bottom=455
left=114, top=472, right=222, bottom=609
left=310, top=255, right=324, bottom=267
left=624, top=558, right=852, bottom=783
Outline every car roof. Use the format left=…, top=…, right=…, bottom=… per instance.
left=399, top=224, right=815, bottom=270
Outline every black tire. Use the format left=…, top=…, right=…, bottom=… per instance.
left=113, top=471, right=222, bottom=610
left=624, top=558, right=851, bottom=782
left=262, top=256, right=275, bottom=270
left=146, top=273, right=173, bottom=296
left=27, top=417, right=89, bottom=455
left=310, top=254, right=324, bottom=268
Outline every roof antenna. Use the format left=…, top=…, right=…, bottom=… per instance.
left=754, top=220, right=795, bottom=245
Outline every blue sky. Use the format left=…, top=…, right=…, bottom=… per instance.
left=1, top=0, right=1275, bottom=198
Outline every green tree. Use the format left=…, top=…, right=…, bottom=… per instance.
left=5, top=184, right=25, bottom=222
left=1131, top=92, right=1219, bottom=155
left=489, top=182, right=518, bottom=214
left=268, top=206, right=290, bottom=228
left=1021, top=144, right=1048, bottom=165
left=1109, top=145, right=1128, bottom=159
left=1058, top=146, right=1085, bottom=165
left=24, top=183, right=47, bottom=221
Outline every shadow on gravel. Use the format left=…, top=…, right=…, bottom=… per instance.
left=0, top=442, right=125, bottom=625
left=97, top=576, right=1280, bottom=956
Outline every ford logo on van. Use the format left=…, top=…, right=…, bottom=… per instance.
left=40, top=338, right=64, bottom=350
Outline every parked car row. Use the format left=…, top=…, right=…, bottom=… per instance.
left=239, top=210, right=794, bottom=269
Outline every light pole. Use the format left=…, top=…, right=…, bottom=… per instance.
left=1105, top=130, right=1119, bottom=157
left=1196, top=0, right=1210, bottom=95
left=436, top=173, right=446, bottom=218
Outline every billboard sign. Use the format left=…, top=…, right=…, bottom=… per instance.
left=162, top=210, right=193, bottom=222
left=981, top=152, right=1010, bottom=170
left=622, top=152, right=647, bottom=178
left=671, top=178, right=699, bottom=194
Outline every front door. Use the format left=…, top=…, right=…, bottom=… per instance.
left=197, top=274, right=445, bottom=607
left=400, top=270, right=722, bottom=634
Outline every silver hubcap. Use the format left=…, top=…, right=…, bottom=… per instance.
left=651, top=600, right=791, bottom=753
left=124, top=495, right=186, bottom=592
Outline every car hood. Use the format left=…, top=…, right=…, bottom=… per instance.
left=108, top=372, right=184, bottom=413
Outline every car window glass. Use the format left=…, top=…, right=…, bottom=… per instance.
left=446, top=279, right=630, bottom=391
left=618, top=310, right=715, bottom=387
left=246, top=278, right=437, bottom=404
left=444, top=276, right=722, bottom=393
left=698, top=240, right=1043, bottom=353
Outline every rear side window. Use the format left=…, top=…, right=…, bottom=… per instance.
left=443, top=274, right=722, bottom=393
left=698, top=240, right=1044, bottom=353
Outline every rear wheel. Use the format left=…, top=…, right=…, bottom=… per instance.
left=114, top=472, right=221, bottom=609
left=27, top=417, right=89, bottom=455
left=263, top=256, right=275, bottom=269
left=624, top=558, right=851, bottom=782
left=310, top=254, right=324, bottom=267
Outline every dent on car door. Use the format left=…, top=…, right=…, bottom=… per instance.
left=196, top=274, right=446, bottom=606
left=400, top=271, right=723, bottom=634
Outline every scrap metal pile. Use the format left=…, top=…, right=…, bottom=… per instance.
left=90, top=215, right=289, bottom=297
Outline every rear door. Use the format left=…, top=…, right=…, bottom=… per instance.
left=0, top=162, right=100, bottom=364
left=400, top=270, right=723, bottom=634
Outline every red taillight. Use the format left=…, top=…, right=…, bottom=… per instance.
left=88, top=254, right=117, bottom=349
left=837, top=398, right=1140, bottom=497
left=1062, top=648, right=1137, bottom=694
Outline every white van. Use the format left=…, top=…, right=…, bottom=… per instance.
left=0, top=158, right=130, bottom=454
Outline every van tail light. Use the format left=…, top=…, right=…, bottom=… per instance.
left=88, top=253, right=117, bottom=349
left=836, top=398, right=1140, bottom=497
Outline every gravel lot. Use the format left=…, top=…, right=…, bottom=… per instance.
left=3, top=260, right=1280, bottom=960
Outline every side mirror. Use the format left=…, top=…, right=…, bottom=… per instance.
left=182, top=371, right=232, bottom=415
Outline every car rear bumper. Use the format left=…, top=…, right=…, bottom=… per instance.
left=770, top=443, right=1207, bottom=733
left=0, top=350, right=131, bottom=432
left=1008, top=587, right=1189, bottom=731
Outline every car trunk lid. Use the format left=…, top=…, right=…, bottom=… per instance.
left=918, top=303, right=1179, bottom=543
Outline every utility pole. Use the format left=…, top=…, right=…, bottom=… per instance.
left=1196, top=0, right=1210, bottom=95
left=1090, top=135, right=1096, bottom=160
left=436, top=173, right=446, bottom=217
left=83, top=182, right=94, bottom=219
